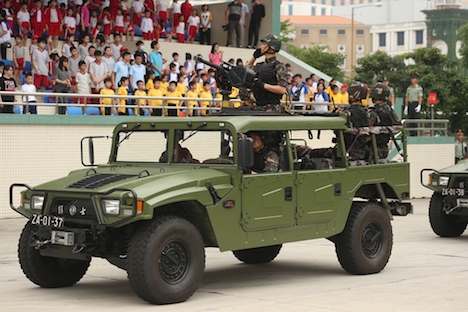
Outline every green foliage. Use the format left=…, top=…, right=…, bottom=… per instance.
left=355, top=48, right=468, bottom=133
left=289, top=44, right=345, bottom=81
left=280, top=19, right=296, bottom=43
left=355, top=51, right=408, bottom=97
left=458, top=23, right=468, bottom=68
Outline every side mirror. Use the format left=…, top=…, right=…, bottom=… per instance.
left=80, top=136, right=109, bottom=167
left=237, top=135, right=254, bottom=169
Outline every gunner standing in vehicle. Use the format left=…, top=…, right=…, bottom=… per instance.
left=246, top=34, right=288, bottom=112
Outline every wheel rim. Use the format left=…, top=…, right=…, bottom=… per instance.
left=159, top=239, right=189, bottom=284
left=361, top=222, right=383, bottom=259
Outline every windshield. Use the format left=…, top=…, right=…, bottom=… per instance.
left=116, top=130, right=168, bottom=162
left=114, top=129, right=234, bottom=164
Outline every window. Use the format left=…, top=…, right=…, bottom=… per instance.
left=356, top=29, right=364, bottom=35
left=301, top=29, right=309, bottom=35
left=321, top=0, right=326, bottom=4
left=331, top=0, right=336, bottom=5
left=350, top=0, right=354, bottom=4
left=321, top=8, right=326, bottom=15
left=397, top=31, right=405, bottom=46
left=319, top=29, right=327, bottom=36
left=338, top=29, right=346, bottom=35
left=378, top=33, right=386, bottom=47
left=311, top=7, right=316, bottom=15
left=288, top=4, right=293, bottom=15
left=116, top=130, right=168, bottom=163
left=416, top=30, right=423, bottom=45
left=341, top=0, right=345, bottom=4
left=311, top=0, right=316, bottom=3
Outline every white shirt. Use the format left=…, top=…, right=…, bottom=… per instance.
left=187, top=15, right=199, bottom=28
left=171, top=1, right=181, bottom=13
left=115, top=15, right=124, bottom=27
left=291, top=83, right=307, bottom=103
left=89, top=61, right=109, bottom=88
left=140, top=17, right=154, bottom=32
left=17, top=11, right=30, bottom=23
left=132, top=0, right=144, bottom=13
left=73, top=0, right=83, bottom=5
left=240, top=3, right=249, bottom=25
left=200, top=11, right=211, bottom=28
left=157, top=0, right=168, bottom=11
left=63, top=16, right=76, bottom=28
left=62, top=43, right=73, bottom=58
left=32, top=48, right=49, bottom=75
left=84, top=55, right=95, bottom=68
left=175, top=21, right=184, bottom=34
left=76, top=71, right=91, bottom=94
left=21, top=83, right=37, bottom=102
left=314, top=92, right=328, bottom=112
left=102, top=56, right=116, bottom=74
left=110, top=43, right=123, bottom=61
left=49, top=8, right=59, bottom=23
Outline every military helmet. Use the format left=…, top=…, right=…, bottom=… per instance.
left=370, top=83, right=390, bottom=101
left=347, top=81, right=368, bottom=102
left=260, top=34, right=281, bottom=52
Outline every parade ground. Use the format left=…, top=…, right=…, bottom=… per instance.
left=1, top=198, right=467, bottom=312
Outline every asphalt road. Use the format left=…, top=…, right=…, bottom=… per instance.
left=1, top=198, right=468, bottom=312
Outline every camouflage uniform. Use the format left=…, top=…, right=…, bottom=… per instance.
left=252, top=149, right=280, bottom=173
left=251, top=34, right=288, bottom=113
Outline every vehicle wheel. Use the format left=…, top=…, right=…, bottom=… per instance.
left=18, top=221, right=90, bottom=288
left=127, top=216, right=205, bottom=305
left=333, top=203, right=392, bottom=275
left=232, top=244, right=282, bottom=264
left=429, top=192, right=467, bottom=237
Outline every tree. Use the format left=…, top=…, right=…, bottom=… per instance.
left=280, top=19, right=296, bottom=43
left=289, top=44, right=345, bottom=81
left=457, top=23, right=468, bottom=68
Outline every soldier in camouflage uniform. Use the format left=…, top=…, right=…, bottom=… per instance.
left=369, top=83, right=401, bottom=159
left=247, top=131, right=280, bottom=173
left=343, top=82, right=370, bottom=160
left=246, top=34, right=288, bottom=112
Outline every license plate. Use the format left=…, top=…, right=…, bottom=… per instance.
left=442, top=188, right=465, bottom=196
left=31, top=214, right=65, bottom=228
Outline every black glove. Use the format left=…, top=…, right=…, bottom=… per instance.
left=253, top=48, right=263, bottom=59
left=253, top=77, right=264, bottom=89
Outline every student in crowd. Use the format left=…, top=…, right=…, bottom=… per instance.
left=186, top=80, right=199, bottom=116
left=21, top=73, right=37, bottom=114
left=186, top=8, right=199, bottom=44
left=199, top=81, right=213, bottom=116
left=148, top=77, right=164, bottom=116
left=117, top=76, right=129, bottom=115
left=0, top=65, right=16, bottom=114
left=76, top=60, right=91, bottom=114
left=165, top=80, right=182, bottom=116
left=99, top=77, right=114, bottom=115
left=68, top=46, right=80, bottom=94
left=12, top=35, right=25, bottom=83
left=133, top=80, right=148, bottom=115
left=199, top=4, right=212, bottom=45
left=53, top=56, right=72, bottom=115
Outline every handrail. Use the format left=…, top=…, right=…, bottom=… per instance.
left=402, top=119, right=449, bottom=137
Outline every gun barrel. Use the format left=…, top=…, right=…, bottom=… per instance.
left=193, top=55, right=223, bottom=71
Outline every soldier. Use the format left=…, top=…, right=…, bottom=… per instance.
left=247, top=131, right=281, bottom=173
left=343, top=82, right=370, bottom=161
left=369, top=83, right=401, bottom=159
left=404, top=73, right=423, bottom=136
left=246, top=34, right=288, bottom=112
left=382, top=78, right=395, bottom=109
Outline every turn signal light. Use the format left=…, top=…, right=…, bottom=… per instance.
left=137, top=200, right=144, bottom=213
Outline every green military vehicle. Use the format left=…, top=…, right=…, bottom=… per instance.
left=10, top=114, right=411, bottom=304
left=421, top=163, right=468, bottom=237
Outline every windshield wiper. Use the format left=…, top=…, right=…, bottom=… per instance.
left=181, top=122, right=207, bottom=143
left=118, top=123, right=141, bottom=145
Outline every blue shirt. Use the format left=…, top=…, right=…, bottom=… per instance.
left=113, top=61, right=130, bottom=88
left=129, top=63, right=146, bottom=90
left=149, top=50, right=163, bottom=77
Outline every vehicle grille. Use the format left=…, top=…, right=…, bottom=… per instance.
left=50, top=198, right=97, bottom=221
left=452, top=177, right=468, bottom=194
left=67, top=174, right=136, bottom=189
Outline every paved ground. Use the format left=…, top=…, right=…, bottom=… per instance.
left=1, top=198, right=468, bottom=312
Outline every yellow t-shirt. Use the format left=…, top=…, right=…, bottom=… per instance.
left=199, top=90, right=212, bottom=116
left=133, top=89, right=147, bottom=115
left=146, top=79, right=154, bottom=91
left=148, top=88, right=164, bottom=107
left=196, top=82, right=205, bottom=94
left=176, top=83, right=187, bottom=95
left=341, top=91, right=349, bottom=104
left=325, top=86, right=332, bottom=97
left=117, top=86, right=128, bottom=114
left=229, top=87, right=239, bottom=99
left=361, top=92, right=370, bottom=106
left=165, top=90, right=182, bottom=116
left=160, top=81, right=168, bottom=93
left=100, top=88, right=114, bottom=105
left=187, top=90, right=199, bottom=108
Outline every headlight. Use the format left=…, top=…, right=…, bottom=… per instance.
left=438, top=176, right=450, bottom=186
left=31, top=196, right=44, bottom=210
left=102, top=199, right=120, bottom=215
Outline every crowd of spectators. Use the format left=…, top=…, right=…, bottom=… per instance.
left=0, top=0, right=272, bottom=115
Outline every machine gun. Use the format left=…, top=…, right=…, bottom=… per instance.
left=193, top=55, right=255, bottom=104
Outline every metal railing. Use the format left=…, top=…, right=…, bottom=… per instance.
left=0, top=90, right=351, bottom=116
left=402, top=119, right=449, bottom=137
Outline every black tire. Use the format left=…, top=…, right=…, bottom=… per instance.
left=429, top=192, right=467, bottom=237
left=127, top=216, right=205, bottom=305
left=232, top=244, right=282, bottom=264
left=334, top=203, right=392, bottom=275
left=18, top=222, right=91, bottom=288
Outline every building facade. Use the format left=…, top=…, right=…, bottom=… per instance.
left=281, top=15, right=372, bottom=74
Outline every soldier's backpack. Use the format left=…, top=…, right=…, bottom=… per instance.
left=347, top=105, right=369, bottom=128
left=372, top=104, right=399, bottom=126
